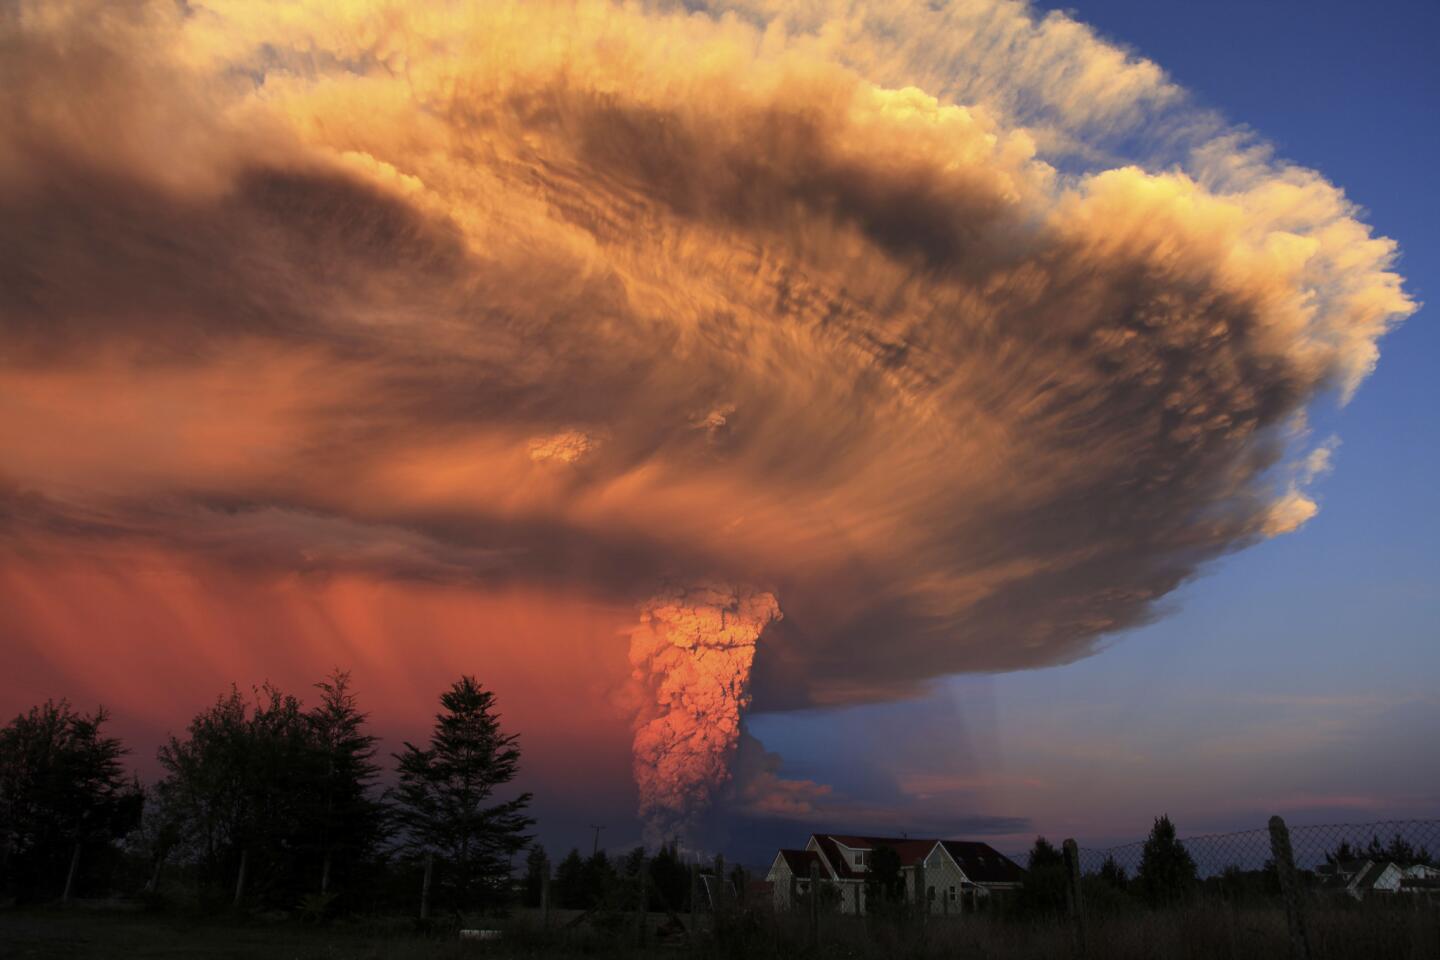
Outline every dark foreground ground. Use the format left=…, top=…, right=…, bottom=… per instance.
left=3, top=900, right=1438, bottom=960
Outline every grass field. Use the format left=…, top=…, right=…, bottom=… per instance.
left=3, top=898, right=1437, bottom=959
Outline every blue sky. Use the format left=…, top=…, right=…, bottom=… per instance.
left=747, top=0, right=1439, bottom=856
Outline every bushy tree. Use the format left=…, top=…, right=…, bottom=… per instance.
left=1028, top=836, right=1065, bottom=870
left=390, top=676, right=534, bottom=914
left=0, top=701, right=140, bottom=902
left=156, top=684, right=315, bottom=906
left=1136, top=815, right=1197, bottom=906
left=864, top=845, right=905, bottom=910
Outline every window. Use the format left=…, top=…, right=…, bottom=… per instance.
left=948, top=886, right=957, bottom=901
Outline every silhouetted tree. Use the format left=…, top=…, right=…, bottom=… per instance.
left=1028, top=836, right=1065, bottom=870
left=390, top=676, right=534, bottom=914
left=1136, top=815, right=1197, bottom=906
left=0, top=701, right=140, bottom=902
left=1326, top=839, right=1359, bottom=864
left=648, top=840, right=689, bottom=912
left=583, top=848, right=616, bottom=907
left=1376, top=833, right=1427, bottom=865
left=1097, top=854, right=1129, bottom=890
left=304, top=670, right=383, bottom=899
left=865, top=845, right=905, bottom=909
left=157, top=684, right=315, bottom=907
left=523, top=844, right=550, bottom=908
left=555, top=848, right=587, bottom=908
left=1019, top=835, right=1068, bottom=916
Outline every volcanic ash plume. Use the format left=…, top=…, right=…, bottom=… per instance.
left=628, top=585, right=782, bottom=842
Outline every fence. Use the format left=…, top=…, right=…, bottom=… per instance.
left=1072, top=818, right=1440, bottom=880
left=1045, top=818, right=1440, bottom=960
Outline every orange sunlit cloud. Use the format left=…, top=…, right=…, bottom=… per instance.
left=0, top=0, right=1414, bottom=838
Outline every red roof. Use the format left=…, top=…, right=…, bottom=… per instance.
left=938, top=841, right=1027, bottom=884
left=804, top=834, right=1027, bottom=885
left=776, top=848, right=824, bottom=878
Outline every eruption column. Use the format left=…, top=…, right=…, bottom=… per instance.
left=628, top=584, right=781, bottom=844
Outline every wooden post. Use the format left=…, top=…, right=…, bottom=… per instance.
left=419, top=851, right=434, bottom=920
left=1269, top=816, right=1311, bottom=960
left=145, top=851, right=166, bottom=896
left=320, top=850, right=332, bottom=897
left=915, top=861, right=928, bottom=928
left=1062, top=839, right=1085, bottom=960
left=232, top=848, right=249, bottom=909
left=541, top=869, right=551, bottom=928
left=636, top=854, right=648, bottom=947
left=714, top=854, right=725, bottom=911
left=808, top=861, right=820, bottom=948
left=62, top=841, right=82, bottom=904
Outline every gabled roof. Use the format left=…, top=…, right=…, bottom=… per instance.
left=803, top=834, right=1027, bottom=886
left=938, top=841, right=1028, bottom=884
left=1353, top=861, right=1398, bottom=890
left=825, top=835, right=938, bottom=867
left=775, top=849, right=824, bottom=878
left=812, top=835, right=860, bottom=880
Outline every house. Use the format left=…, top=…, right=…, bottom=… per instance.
left=1318, top=859, right=1440, bottom=900
left=765, top=834, right=1026, bottom=915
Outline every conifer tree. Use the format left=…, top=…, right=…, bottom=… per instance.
left=306, top=670, right=383, bottom=898
left=391, top=676, right=533, bottom=913
left=1136, top=814, right=1197, bottom=906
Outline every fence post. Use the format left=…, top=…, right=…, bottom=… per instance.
left=915, top=860, right=928, bottom=930
left=1269, top=816, right=1311, bottom=960
left=636, top=854, right=648, bottom=947
left=419, top=851, right=433, bottom=920
left=61, top=841, right=82, bottom=905
left=541, top=869, right=551, bottom=929
left=808, top=860, right=820, bottom=948
left=233, top=848, right=249, bottom=909
left=1062, top=839, right=1086, bottom=960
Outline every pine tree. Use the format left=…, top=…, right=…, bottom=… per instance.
left=306, top=670, right=383, bottom=899
left=1136, top=815, right=1197, bottom=906
left=523, top=844, right=550, bottom=908
left=554, top=848, right=587, bottom=908
left=390, top=676, right=534, bottom=914
left=1098, top=854, right=1128, bottom=890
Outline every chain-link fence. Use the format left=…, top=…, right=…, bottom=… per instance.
left=1073, top=819, right=1439, bottom=882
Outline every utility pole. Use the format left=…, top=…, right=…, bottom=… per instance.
left=589, top=824, right=605, bottom=856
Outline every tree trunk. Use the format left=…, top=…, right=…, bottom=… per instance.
left=62, top=841, right=82, bottom=904
left=420, top=852, right=434, bottom=920
left=233, top=848, right=249, bottom=908
left=320, top=850, right=333, bottom=897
